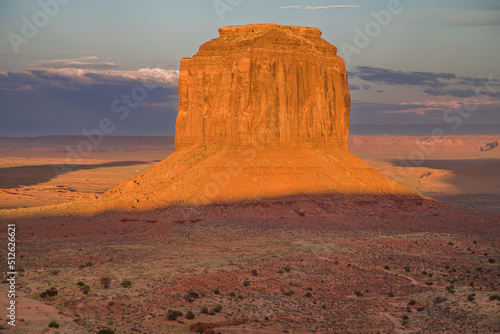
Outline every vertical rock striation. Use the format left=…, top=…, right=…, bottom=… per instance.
left=175, top=24, right=350, bottom=150
left=105, top=24, right=412, bottom=207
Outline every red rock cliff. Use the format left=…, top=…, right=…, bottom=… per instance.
left=175, top=24, right=350, bottom=150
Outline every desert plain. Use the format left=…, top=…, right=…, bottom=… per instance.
left=0, top=134, right=499, bottom=334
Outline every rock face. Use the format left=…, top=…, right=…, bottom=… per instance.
left=175, top=24, right=350, bottom=150
left=104, top=24, right=412, bottom=207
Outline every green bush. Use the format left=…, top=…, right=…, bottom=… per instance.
left=48, top=321, right=59, bottom=328
left=200, top=306, right=209, bottom=314
left=185, top=310, right=195, bottom=320
left=243, top=279, right=250, bottom=287
left=213, top=304, right=223, bottom=313
left=77, top=281, right=85, bottom=287
left=82, top=285, right=90, bottom=295
left=120, top=280, right=132, bottom=288
left=489, top=294, right=500, bottom=301
left=97, top=330, right=115, bottom=334
left=100, top=276, right=112, bottom=289
left=213, top=288, right=220, bottom=295
left=408, top=300, right=416, bottom=306
left=40, top=287, right=58, bottom=298
left=354, top=290, right=363, bottom=298
left=167, top=310, right=183, bottom=321
left=184, top=291, right=200, bottom=302
left=251, top=269, right=258, bottom=276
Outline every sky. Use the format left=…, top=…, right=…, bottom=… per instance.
left=0, top=0, right=499, bottom=137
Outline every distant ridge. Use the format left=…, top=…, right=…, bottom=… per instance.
left=350, top=123, right=500, bottom=135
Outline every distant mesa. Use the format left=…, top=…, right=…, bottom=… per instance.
left=105, top=24, right=411, bottom=207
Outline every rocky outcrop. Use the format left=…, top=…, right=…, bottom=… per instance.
left=103, top=24, right=412, bottom=207
left=175, top=24, right=350, bottom=150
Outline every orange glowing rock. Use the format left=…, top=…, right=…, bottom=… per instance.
left=105, top=24, right=411, bottom=207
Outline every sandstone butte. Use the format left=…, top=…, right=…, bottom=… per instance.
left=104, top=24, right=412, bottom=208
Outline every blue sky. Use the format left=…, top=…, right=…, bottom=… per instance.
left=0, top=0, right=499, bottom=136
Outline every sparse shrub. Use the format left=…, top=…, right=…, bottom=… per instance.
left=433, top=296, right=447, bottom=304
left=108, top=301, right=114, bottom=307
left=388, top=291, right=395, bottom=297
left=40, top=287, right=58, bottom=298
left=213, top=304, right=223, bottom=313
left=120, top=280, right=132, bottom=288
left=384, top=265, right=390, bottom=270
left=446, top=285, right=455, bottom=294
left=321, top=304, right=327, bottom=309
left=304, top=292, right=312, bottom=298
left=444, top=265, right=450, bottom=270
left=167, top=310, right=183, bottom=320
left=85, top=261, right=93, bottom=267
left=100, top=276, right=112, bottom=289
left=49, top=269, right=60, bottom=276
left=417, top=306, right=425, bottom=312
left=48, top=321, right=59, bottom=328
left=421, top=271, right=427, bottom=275
left=489, top=294, right=500, bottom=301
left=78, top=264, right=85, bottom=269
left=237, top=294, right=244, bottom=300
left=77, top=281, right=84, bottom=287
left=448, top=242, right=454, bottom=246
left=425, top=281, right=433, bottom=286
left=82, top=285, right=90, bottom=295
left=488, top=258, right=496, bottom=264
left=97, top=329, right=116, bottom=334
left=354, top=290, right=363, bottom=298
left=306, top=287, right=312, bottom=291
left=251, top=269, right=258, bottom=276
left=228, top=291, right=236, bottom=297
left=284, top=290, right=295, bottom=296
left=184, top=291, right=200, bottom=302
left=200, top=306, right=209, bottom=314
left=284, top=267, right=291, bottom=272
left=243, top=279, right=250, bottom=287
left=473, top=240, right=477, bottom=244
left=278, top=269, right=284, bottom=274
left=467, top=294, right=475, bottom=302
left=408, top=300, right=416, bottom=306
left=185, top=310, right=195, bottom=320
left=404, top=266, right=411, bottom=273
left=213, top=288, right=220, bottom=295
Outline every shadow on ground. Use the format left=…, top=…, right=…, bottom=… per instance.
left=0, top=160, right=156, bottom=189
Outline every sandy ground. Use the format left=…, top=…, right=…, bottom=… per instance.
left=0, top=135, right=498, bottom=333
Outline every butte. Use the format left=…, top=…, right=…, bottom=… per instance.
left=104, top=24, right=411, bottom=208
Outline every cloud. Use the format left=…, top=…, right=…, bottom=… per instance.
left=350, top=66, right=457, bottom=88
left=24, top=56, right=122, bottom=69
left=0, top=68, right=179, bottom=91
left=306, top=5, right=360, bottom=9
left=279, top=5, right=360, bottom=10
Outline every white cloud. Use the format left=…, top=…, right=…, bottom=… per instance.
left=279, top=5, right=360, bottom=10
left=306, top=5, right=360, bottom=9
left=24, top=56, right=122, bottom=69
left=0, top=68, right=179, bottom=90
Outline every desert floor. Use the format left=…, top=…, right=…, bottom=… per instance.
left=0, top=135, right=498, bottom=333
